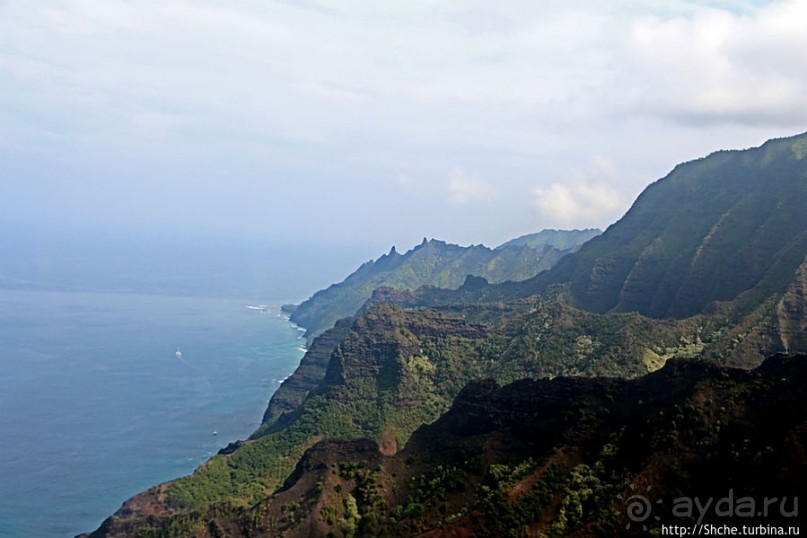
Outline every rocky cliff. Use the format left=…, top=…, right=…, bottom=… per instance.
left=81, top=134, right=807, bottom=537
left=120, top=354, right=805, bottom=537
left=519, top=133, right=807, bottom=319
left=288, top=230, right=600, bottom=341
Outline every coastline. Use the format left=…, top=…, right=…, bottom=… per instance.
left=0, top=290, right=308, bottom=538
left=77, top=305, right=321, bottom=536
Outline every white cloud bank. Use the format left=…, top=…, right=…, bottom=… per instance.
left=533, top=158, right=624, bottom=227
left=1, top=0, right=805, bottom=246
left=4, top=0, right=805, bottom=143
left=616, top=0, right=807, bottom=126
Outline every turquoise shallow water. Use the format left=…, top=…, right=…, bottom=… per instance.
left=0, top=289, right=306, bottom=537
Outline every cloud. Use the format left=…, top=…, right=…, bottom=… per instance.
left=612, top=0, right=807, bottom=127
left=2, top=0, right=805, bottom=156
left=447, top=168, right=498, bottom=205
left=1, top=0, right=805, bottom=246
left=532, top=157, right=624, bottom=227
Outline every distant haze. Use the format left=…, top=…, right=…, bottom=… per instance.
left=2, top=1, right=806, bottom=291
left=0, top=224, right=372, bottom=302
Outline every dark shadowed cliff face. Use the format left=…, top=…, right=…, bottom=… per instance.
left=257, top=318, right=354, bottom=430
left=80, top=135, right=807, bottom=537
left=541, top=133, right=807, bottom=318
left=399, top=134, right=807, bottom=328
left=238, top=354, right=806, bottom=538
left=81, top=356, right=807, bottom=537
left=776, top=257, right=807, bottom=352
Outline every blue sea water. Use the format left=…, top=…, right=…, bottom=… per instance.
left=0, top=289, right=306, bottom=537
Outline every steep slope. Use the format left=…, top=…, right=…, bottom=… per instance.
left=497, top=228, right=601, bottom=251
left=775, top=257, right=807, bottom=352
left=83, top=296, right=795, bottom=537
left=142, top=354, right=806, bottom=537
left=81, top=134, right=807, bottom=537
left=538, top=133, right=807, bottom=318
left=260, top=318, right=354, bottom=428
left=398, top=134, right=807, bottom=323
left=288, top=230, right=599, bottom=340
left=82, top=303, right=511, bottom=536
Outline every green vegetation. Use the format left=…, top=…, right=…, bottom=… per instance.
left=84, top=133, right=807, bottom=538
left=162, top=276, right=803, bottom=517
left=473, top=464, right=565, bottom=538
left=289, top=231, right=600, bottom=340
left=531, top=132, right=807, bottom=319
left=309, top=354, right=804, bottom=537
left=496, top=228, right=601, bottom=251
left=166, top=304, right=504, bottom=510
left=320, top=505, right=339, bottom=525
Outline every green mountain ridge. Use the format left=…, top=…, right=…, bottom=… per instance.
left=558, top=133, right=807, bottom=318
left=496, top=228, right=601, bottom=251
left=381, top=133, right=807, bottom=326
left=287, top=230, right=600, bottom=342
left=81, top=133, right=807, bottom=537
left=216, top=354, right=807, bottom=537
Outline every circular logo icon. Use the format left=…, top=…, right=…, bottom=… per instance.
left=625, top=493, right=653, bottom=522
left=616, top=485, right=662, bottom=531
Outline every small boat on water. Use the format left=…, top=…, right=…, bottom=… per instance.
left=175, top=347, right=182, bottom=358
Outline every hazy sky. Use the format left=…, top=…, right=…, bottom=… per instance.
left=2, top=0, right=807, bottom=255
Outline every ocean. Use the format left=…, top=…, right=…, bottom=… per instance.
left=0, top=289, right=307, bottom=537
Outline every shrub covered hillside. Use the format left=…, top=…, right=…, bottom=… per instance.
left=228, top=354, right=807, bottom=537
left=82, top=133, right=807, bottom=537
left=286, top=229, right=600, bottom=342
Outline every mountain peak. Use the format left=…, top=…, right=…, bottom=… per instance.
left=289, top=230, right=596, bottom=339
left=536, top=133, right=807, bottom=319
